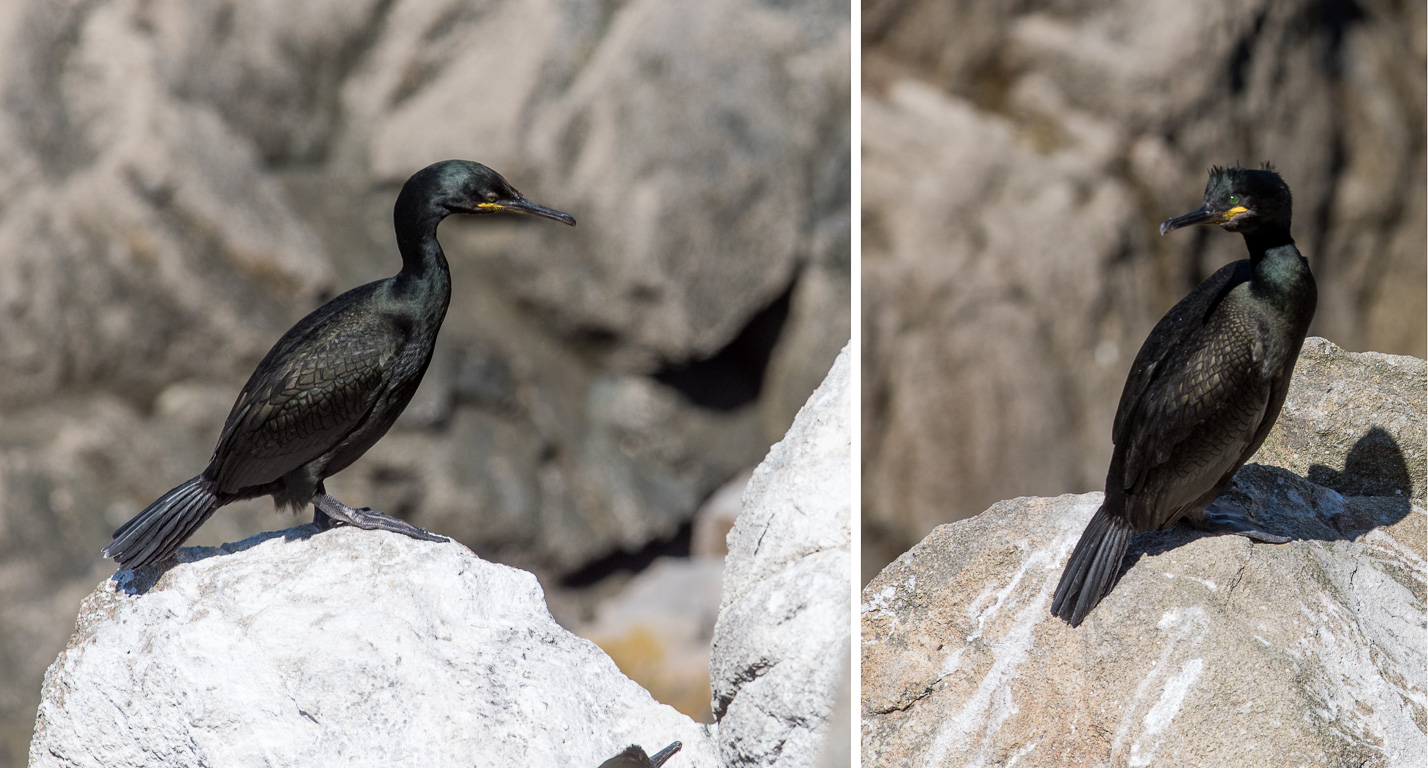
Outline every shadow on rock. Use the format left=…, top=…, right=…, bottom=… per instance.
left=1308, top=425, right=1414, bottom=496
left=110, top=525, right=323, bottom=595
left=1125, top=426, right=1415, bottom=579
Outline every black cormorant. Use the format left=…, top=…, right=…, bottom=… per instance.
left=596, top=742, right=682, bottom=768
left=105, top=160, right=575, bottom=570
left=1050, top=165, right=1317, bottom=627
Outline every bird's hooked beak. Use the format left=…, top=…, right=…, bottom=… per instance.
left=1159, top=203, right=1249, bottom=236
left=476, top=197, right=576, bottom=226
left=647, top=742, right=682, bottom=768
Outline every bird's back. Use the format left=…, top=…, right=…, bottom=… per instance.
left=1106, top=259, right=1295, bottom=530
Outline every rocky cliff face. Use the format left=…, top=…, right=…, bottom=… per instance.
left=860, top=0, right=1426, bottom=576
left=29, top=344, right=851, bottom=768
left=0, top=1, right=849, bottom=762
left=861, top=339, right=1425, bottom=767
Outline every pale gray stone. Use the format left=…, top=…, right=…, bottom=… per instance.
left=712, top=345, right=852, bottom=768
left=863, top=480, right=1424, bottom=767
left=29, top=528, right=719, bottom=768
left=1255, top=337, right=1427, bottom=505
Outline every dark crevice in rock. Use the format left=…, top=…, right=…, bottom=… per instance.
left=869, top=684, right=935, bottom=716
left=652, top=277, right=795, bottom=412
left=557, top=519, right=693, bottom=588
left=1226, top=9, right=1268, bottom=95
left=303, top=0, right=402, bottom=166
left=567, top=323, right=622, bottom=360
left=1315, top=0, right=1365, bottom=74
left=711, top=657, right=775, bottom=720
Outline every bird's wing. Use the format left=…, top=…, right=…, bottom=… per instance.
left=1111, top=262, right=1273, bottom=528
left=207, top=288, right=403, bottom=493
left=1111, top=261, right=1248, bottom=443
left=1123, top=326, right=1271, bottom=525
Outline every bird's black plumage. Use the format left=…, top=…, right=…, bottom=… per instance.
left=1051, top=165, right=1317, bottom=627
left=596, top=742, right=682, bottom=768
left=105, top=160, right=575, bottom=570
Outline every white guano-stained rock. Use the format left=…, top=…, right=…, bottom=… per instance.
left=863, top=477, right=1425, bottom=767
left=711, top=344, right=853, bottom=768
left=29, top=528, right=717, bottom=768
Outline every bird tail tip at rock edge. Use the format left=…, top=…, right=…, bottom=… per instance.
left=103, top=476, right=220, bottom=571
left=1050, top=505, right=1136, bottom=627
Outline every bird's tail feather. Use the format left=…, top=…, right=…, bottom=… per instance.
left=1050, top=504, right=1135, bottom=627
left=104, top=476, right=219, bottom=570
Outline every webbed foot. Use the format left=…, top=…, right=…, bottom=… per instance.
left=1189, top=500, right=1291, bottom=544
left=311, top=494, right=447, bottom=543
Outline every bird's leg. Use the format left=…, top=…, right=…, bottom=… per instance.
left=1187, top=499, right=1292, bottom=544
left=311, top=506, right=335, bottom=531
left=311, top=493, right=447, bottom=543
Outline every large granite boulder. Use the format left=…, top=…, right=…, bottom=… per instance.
left=29, top=528, right=720, bottom=768
left=862, top=340, right=1426, bottom=766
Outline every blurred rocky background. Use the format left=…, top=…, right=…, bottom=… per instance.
left=861, top=0, right=1426, bottom=581
left=0, top=0, right=850, bottom=763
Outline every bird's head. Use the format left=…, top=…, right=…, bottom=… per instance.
left=1160, top=164, right=1290, bottom=237
left=401, top=160, right=576, bottom=226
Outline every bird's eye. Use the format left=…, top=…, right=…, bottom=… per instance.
left=485, top=193, right=498, bottom=203
left=1229, top=194, right=1240, bottom=205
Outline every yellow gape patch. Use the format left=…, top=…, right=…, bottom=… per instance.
left=1221, top=205, right=1249, bottom=221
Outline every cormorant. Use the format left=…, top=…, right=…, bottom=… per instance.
left=104, top=160, right=575, bottom=570
left=1050, top=165, right=1316, bottom=627
left=596, top=742, right=682, bottom=768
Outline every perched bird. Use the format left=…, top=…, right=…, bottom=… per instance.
left=105, top=161, right=575, bottom=570
left=597, top=742, right=682, bottom=768
left=1050, top=165, right=1317, bottom=627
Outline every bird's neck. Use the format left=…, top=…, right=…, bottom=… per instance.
left=392, top=208, right=452, bottom=299
left=1245, top=229, right=1316, bottom=329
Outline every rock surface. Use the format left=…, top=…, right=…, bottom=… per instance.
left=0, top=0, right=849, bottom=760
left=1255, top=337, right=1427, bottom=506
left=712, top=346, right=852, bottom=768
left=580, top=556, right=726, bottom=723
left=861, top=339, right=1426, bottom=766
left=863, top=483, right=1424, bottom=767
left=29, top=528, right=719, bottom=768
left=860, top=0, right=1426, bottom=578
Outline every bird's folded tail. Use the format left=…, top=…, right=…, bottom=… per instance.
left=104, top=476, right=219, bottom=570
left=1050, top=504, right=1136, bottom=627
